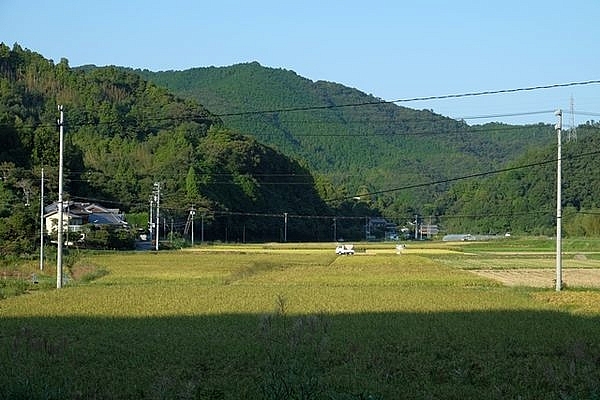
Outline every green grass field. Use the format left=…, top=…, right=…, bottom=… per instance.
left=2, top=239, right=600, bottom=399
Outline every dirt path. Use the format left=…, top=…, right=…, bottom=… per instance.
left=472, top=268, right=600, bottom=288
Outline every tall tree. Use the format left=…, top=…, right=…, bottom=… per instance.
left=185, top=165, right=200, bottom=205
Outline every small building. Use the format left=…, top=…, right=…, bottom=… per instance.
left=44, top=201, right=128, bottom=235
left=419, top=224, right=439, bottom=238
left=367, top=217, right=400, bottom=241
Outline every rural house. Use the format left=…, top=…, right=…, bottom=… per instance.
left=44, top=201, right=128, bottom=235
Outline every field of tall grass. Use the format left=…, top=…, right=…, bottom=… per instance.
left=2, top=239, right=600, bottom=399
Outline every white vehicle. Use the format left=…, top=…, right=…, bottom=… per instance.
left=335, top=244, right=355, bottom=255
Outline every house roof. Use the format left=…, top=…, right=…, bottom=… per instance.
left=88, top=212, right=127, bottom=226
left=43, top=210, right=84, bottom=219
left=44, top=201, right=127, bottom=226
left=44, top=201, right=91, bottom=215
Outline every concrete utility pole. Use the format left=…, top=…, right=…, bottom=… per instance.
left=149, top=197, right=153, bottom=243
left=284, top=212, right=288, bottom=242
left=555, top=109, right=563, bottom=291
left=190, top=206, right=196, bottom=246
left=201, top=213, right=204, bottom=244
left=40, top=168, right=44, bottom=271
left=57, top=106, right=64, bottom=288
left=154, top=182, right=160, bottom=251
left=333, top=217, right=337, bottom=242
left=414, top=214, right=419, bottom=240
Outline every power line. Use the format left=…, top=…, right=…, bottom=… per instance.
left=68, top=195, right=565, bottom=222
left=327, top=149, right=600, bottom=203
left=437, top=209, right=554, bottom=219
left=457, top=110, right=555, bottom=121
left=5, top=80, right=598, bottom=132
left=1, top=108, right=560, bottom=133
left=250, top=121, right=555, bottom=137
left=220, top=109, right=555, bottom=124
left=40, top=142, right=600, bottom=210
left=574, top=111, right=600, bottom=117
left=214, top=80, right=600, bottom=117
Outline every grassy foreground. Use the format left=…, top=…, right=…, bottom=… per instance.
left=2, top=240, right=600, bottom=399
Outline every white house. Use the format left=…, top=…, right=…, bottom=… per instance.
left=44, top=201, right=128, bottom=235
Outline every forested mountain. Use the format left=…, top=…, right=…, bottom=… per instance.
left=0, top=43, right=341, bottom=252
left=2, top=43, right=598, bottom=251
left=436, top=124, right=600, bottom=236
left=132, top=63, right=558, bottom=220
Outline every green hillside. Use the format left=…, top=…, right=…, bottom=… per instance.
left=134, top=63, right=557, bottom=220
left=437, top=124, right=600, bottom=235
left=0, top=44, right=340, bottom=250
left=2, top=44, right=598, bottom=245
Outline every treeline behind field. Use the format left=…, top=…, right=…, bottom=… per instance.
left=2, top=43, right=600, bottom=253
left=135, top=62, right=600, bottom=235
left=0, top=43, right=348, bottom=253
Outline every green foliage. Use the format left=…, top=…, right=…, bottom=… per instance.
left=184, top=165, right=200, bottom=205
left=0, top=278, right=29, bottom=299
left=258, top=308, right=333, bottom=400
left=3, top=43, right=599, bottom=243
left=0, top=203, right=37, bottom=255
left=564, top=207, right=600, bottom=237
left=437, top=130, right=600, bottom=235
left=0, top=43, right=343, bottom=248
left=136, top=63, right=558, bottom=224
left=126, top=211, right=148, bottom=230
left=81, top=225, right=136, bottom=250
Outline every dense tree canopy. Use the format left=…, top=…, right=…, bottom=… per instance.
left=1, top=43, right=599, bottom=254
left=0, top=43, right=341, bottom=251
left=435, top=125, right=600, bottom=235
left=134, top=63, right=563, bottom=228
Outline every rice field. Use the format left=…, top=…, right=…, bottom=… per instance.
left=2, top=239, right=600, bottom=399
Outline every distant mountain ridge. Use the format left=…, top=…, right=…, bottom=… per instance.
left=2, top=42, right=599, bottom=240
left=130, top=62, right=556, bottom=218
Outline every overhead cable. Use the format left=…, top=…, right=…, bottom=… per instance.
left=215, top=80, right=600, bottom=117
left=3, top=80, right=599, bottom=131
left=327, top=149, right=600, bottom=203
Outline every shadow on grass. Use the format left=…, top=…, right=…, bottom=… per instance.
left=2, top=310, right=600, bottom=400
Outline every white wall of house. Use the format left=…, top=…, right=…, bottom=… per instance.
left=45, top=212, right=84, bottom=234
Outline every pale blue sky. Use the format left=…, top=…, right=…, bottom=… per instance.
left=2, top=0, right=599, bottom=125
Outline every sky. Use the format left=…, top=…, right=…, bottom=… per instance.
left=2, top=0, right=599, bottom=126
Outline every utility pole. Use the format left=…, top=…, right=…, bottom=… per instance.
left=414, top=214, right=419, bottom=240
left=149, top=197, right=153, bottom=243
left=201, top=213, right=204, bottom=244
left=284, top=212, right=288, bottom=242
left=190, top=206, right=196, bottom=246
left=39, top=168, right=44, bottom=271
left=56, top=106, right=64, bottom=288
left=154, top=182, right=160, bottom=251
left=333, top=217, right=337, bottom=242
left=555, top=109, right=563, bottom=291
